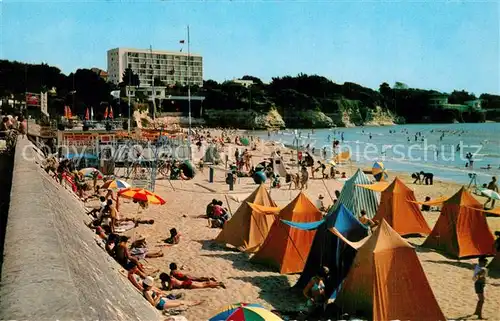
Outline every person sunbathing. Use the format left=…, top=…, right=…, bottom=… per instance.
left=142, top=276, right=202, bottom=311
left=169, top=262, right=216, bottom=282
left=159, top=272, right=225, bottom=290
left=130, top=236, right=164, bottom=260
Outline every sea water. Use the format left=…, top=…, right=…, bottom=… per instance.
left=250, top=123, right=500, bottom=185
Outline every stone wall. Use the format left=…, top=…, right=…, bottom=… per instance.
left=0, top=138, right=161, bottom=321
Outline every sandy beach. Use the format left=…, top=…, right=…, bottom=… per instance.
left=91, top=133, right=500, bottom=320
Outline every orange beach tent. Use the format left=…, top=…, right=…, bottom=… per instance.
left=422, top=187, right=495, bottom=258
left=215, top=184, right=276, bottom=253
left=372, top=177, right=431, bottom=236
left=250, top=192, right=323, bottom=274
left=335, top=220, right=446, bottom=321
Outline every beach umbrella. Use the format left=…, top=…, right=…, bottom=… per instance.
left=118, top=188, right=166, bottom=205
left=240, top=137, right=250, bottom=146
left=79, top=167, right=103, bottom=179
left=372, top=161, right=388, bottom=182
left=179, top=160, right=196, bottom=178
left=209, top=303, right=282, bottom=321
left=480, top=188, right=500, bottom=200
left=102, top=179, right=131, bottom=190
left=253, top=171, right=267, bottom=184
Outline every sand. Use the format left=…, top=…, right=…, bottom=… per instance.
left=96, top=135, right=500, bottom=320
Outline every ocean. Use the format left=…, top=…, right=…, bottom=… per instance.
left=249, top=123, right=500, bottom=185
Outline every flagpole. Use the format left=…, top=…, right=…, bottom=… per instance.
left=187, top=25, right=192, bottom=161
left=127, top=63, right=131, bottom=134
left=150, top=45, right=156, bottom=122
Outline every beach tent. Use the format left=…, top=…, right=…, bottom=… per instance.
left=290, top=204, right=369, bottom=297
left=333, top=169, right=379, bottom=219
left=488, top=252, right=500, bottom=271
left=203, top=145, right=221, bottom=164
left=271, top=157, right=288, bottom=177
left=334, top=220, right=446, bottom=321
left=215, top=184, right=276, bottom=253
left=371, top=177, right=431, bottom=236
left=422, top=187, right=495, bottom=258
left=250, top=192, right=323, bottom=274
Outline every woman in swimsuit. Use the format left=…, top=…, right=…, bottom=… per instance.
left=303, top=267, right=328, bottom=315
left=142, top=277, right=202, bottom=311
left=159, top=273, right=225, bottom=290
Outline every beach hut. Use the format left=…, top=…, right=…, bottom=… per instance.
left=289, top=204, right=369, bottom=297
left=203, top=145, right=221, bottom=164
left=370, top=177, right=431, bottom=236
left=250, top=192, right=323, bottom=274
left=334, top=220, right=446, bottom=321
left=215, top=184, right=276, bottom=253
left=422, top=187, right=495, bottom=258
left=333, top=169, right=379, bottom=219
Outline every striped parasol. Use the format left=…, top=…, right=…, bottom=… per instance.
left=79, top=167, right=103, bottom=179
left=209, top=303, right=283, bottom=321
left=101, top=179, right=131, bottom=190
left=118, top=188, right=166, bottom=205
left=372, top=161, right=388, bottom=182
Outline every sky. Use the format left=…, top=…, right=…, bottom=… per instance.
left=1, top=0, right=499, bottom=95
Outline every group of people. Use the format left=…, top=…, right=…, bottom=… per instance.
left=206, top=199, right=230, bottom=228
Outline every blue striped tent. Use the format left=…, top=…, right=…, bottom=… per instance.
left=333, top=168, right=379, bottom=219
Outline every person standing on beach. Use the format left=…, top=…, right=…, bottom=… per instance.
left=300, top=166, right=309, bottom=190
left=484, top=176, right=498, bottom=209
left=473, top=268, right=487, bottom=319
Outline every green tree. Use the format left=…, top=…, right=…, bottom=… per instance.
left=394, top=81, right=409, bottom=90
left=448, top=90, right=476, bottom=105
left=121, top=68, right=140, bottom=87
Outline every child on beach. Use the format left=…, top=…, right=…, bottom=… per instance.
left=473, top=268, right=487, bottom=319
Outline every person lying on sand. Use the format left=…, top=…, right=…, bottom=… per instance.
left=159, top=272, right=225, bottom=290
left=169, top=262, right=217, bottom=282
left=143, top=276, right=203, bottom=311
left=130, top=236, right=164, bottom=260
left=127, top=262, right=183, bottom=302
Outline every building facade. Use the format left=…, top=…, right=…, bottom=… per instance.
left=107, top=48, right=203, bottom=87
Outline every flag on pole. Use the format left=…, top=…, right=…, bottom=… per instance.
left=104, top=106, right=109, bottom=119
left=179, top=40, right=185, bottom=44
left=109, top=106, right=114, bottom=119
left=85, top=108, right=90, bottom=121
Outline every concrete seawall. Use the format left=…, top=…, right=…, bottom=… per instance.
left=0, top=138, right=161, bottom=320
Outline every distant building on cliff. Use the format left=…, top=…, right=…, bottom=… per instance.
left=107, top=47, right=203, bottom=87
left=429, top=93, right=482, bottom=111
left=231, top=78, right=254, bottom=88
